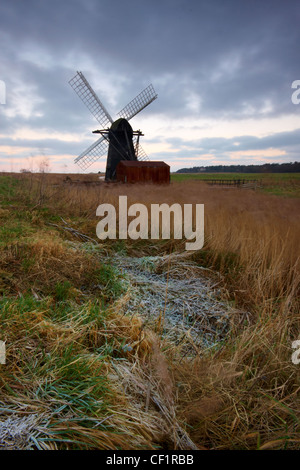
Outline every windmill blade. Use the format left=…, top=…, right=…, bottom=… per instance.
left=74, top=136, right=108, bottom=171
left=69, top=71, right=113, bottom=128
left=133, top=137, right=149, bottom=161
left=118, top=84, right=157, bottom=121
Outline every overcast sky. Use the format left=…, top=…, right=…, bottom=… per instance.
left=0, top=0, right=299, bottom=173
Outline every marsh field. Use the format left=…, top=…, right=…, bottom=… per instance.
left=0, top=171, right=299, bottom=450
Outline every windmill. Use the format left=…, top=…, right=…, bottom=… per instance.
left=69, top=71, right=157, bottom=181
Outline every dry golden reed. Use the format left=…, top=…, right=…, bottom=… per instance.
left=6, top=172, right=299, bottom=450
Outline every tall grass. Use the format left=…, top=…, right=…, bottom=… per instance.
left=22, top=173, right=299, bottom=309
left=1, top=172, right=299, bottom=449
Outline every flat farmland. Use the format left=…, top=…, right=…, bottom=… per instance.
left=172, top=172, right=300, bottom=197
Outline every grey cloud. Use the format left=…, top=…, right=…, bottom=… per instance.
left=160, top=128, right=300, bottom=165
left=0, top=0, right=299, bottom=171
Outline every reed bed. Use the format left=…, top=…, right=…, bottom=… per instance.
left=0, top=172, right=299, bottom=450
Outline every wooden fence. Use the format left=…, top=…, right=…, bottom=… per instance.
left=206, top=179, right=261, bottom=189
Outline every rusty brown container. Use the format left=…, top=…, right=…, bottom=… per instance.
left=116, top=161, right=170, bottom=184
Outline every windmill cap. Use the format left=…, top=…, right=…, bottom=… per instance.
left=110, top=118, right=133, bottom=132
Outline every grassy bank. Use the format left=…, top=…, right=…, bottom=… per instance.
left=171, top=172, right=300, bottom=198
left=0, top=172, right=299, bottom=450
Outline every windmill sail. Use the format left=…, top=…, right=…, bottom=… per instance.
left=69, top=71, right=113, bottom=128
left=74, top=136, right=108, bottom=171
left=117, top=84, right=158, bottom=121
left=133, top=139, right=149, bottom=161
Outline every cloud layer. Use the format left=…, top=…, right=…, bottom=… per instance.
left=0, top=0, right=299, bottom=172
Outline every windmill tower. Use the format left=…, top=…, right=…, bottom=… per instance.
left=69, top=72, right=157, bottom=181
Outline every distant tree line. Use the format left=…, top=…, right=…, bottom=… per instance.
left=176, top=161, right=300, bottom=173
